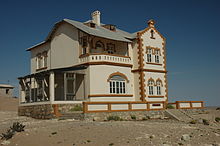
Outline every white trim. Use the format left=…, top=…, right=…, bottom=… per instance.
left=51, top=101, right=83, bottom=104
left=19, top=101, right=51, bottom=106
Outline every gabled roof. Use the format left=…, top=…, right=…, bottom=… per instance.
left=27, top=19, right=137, bottom=51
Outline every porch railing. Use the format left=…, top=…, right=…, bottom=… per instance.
left=83, top=101, right=166, bottom=113
left=79, top=53, right=131, bottom=65
left=168, top=101, right=204, bottom=109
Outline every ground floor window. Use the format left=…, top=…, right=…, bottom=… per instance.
left=109, top=75, right=126, bottom=94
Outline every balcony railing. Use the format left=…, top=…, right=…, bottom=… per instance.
left=79, top=53, right=131, bottom=65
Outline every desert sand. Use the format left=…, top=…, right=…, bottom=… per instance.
left=0, top=96, right=220, bottom=146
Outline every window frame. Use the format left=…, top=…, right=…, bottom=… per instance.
left=109, top=75, right=126, bottom=94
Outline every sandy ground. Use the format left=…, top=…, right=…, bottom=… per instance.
left=0, top=96, right=220, bottom=146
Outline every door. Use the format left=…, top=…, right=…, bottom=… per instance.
left=64, top=73, right=76, bottom=100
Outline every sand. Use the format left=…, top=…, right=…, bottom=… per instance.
left=0, top=96, right=220, bottom=146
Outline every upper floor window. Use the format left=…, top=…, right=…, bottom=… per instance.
left=109, top=75, right=126, bottom=94
left=107, top=43, right=115, bottom=54
left=147, top=48, right=152, bottom=62
left=155, top=50, right=160, bottom=63
left=148, top=79, right=154, bottom=95
left=36, top=51, right=48, bottom=70
left=80, top=36, right=87, bottom=55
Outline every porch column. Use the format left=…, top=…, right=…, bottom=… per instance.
left=49, top=72, right=55, bottom=102
left=19, top=84, right=25, bottom=103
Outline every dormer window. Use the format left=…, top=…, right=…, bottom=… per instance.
left=103, top=24, right=116, bottom=31
left=90, top=22, right=96, bottom=28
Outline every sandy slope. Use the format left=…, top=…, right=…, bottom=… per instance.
left=0, top=96, right=18, bottom=111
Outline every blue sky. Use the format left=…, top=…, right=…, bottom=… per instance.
left=0, top=0, right=219, bottom=106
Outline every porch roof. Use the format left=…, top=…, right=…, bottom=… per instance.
left=18, top=65, right=88, bottom=79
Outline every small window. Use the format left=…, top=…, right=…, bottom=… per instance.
left=150, top=29, right=155, bottom=39
left=109, top=75, right=126, bottom=94
left=152, top=104, right=161, bottom=106
left=36, top=54, right=42, bottom=69
left=147, top=48, right=152, bottom=62
left=6, top=89, right=9, bottom=94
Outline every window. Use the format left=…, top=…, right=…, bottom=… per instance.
left=147, top=48, right=152, bottom=62
left=148, top=80, right=154, bottom=95
left=155, top=50, right=160, bottom=63
left=36, top=54, right=42, bottom=69
left=150, top=29, right=155, bottom=39
left=81, top=36, right=87, bottom=55
left=156, top=81, right=162, bottom=95
left=95, top=41, right=104, bottom=50
left=6, top=89, right=9, bottom=94
left=109, top=75, right=126, bottom=94
left=36, top=51, right=48, bottom=70
left=107, top=43, right=115, bottom=54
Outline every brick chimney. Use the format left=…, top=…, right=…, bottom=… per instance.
left=91, top=10, right=101, bottom=26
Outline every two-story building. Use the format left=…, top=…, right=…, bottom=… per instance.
left=18, top=11, right=168, bottom=117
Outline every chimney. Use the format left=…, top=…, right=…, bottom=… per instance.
left=91, top=10, right=101, bottom=26
left=147, top=19, right=155, bottom=27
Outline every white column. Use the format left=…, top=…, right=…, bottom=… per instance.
left=49, top=72, right=55, bottom=102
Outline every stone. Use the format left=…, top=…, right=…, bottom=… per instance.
left=162, top=144, right=171, bottom=146
left=1, top=140, right=11, bottom=145
left=214, top=133, right=220, bottom=137
left=93, top=117, right=101, bottom=121
left=181, top=134, right=191, bottom=141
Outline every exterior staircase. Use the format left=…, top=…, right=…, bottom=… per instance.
left=58, top=111, right=84, bottom=120
left=165, top=109, right=194, bottom=122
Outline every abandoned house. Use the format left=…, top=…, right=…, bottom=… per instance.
left=18, top=11, right=203, bottom=119
left=0, top=84, right=14, bottom=97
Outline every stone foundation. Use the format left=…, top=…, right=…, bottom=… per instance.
left=18, top=103, right=83, bottom=119
left=84, top=110, right=167, bottom=121
left=57, top=104, right=83, bottom=113
left=18, top=104, right=54, bottom=119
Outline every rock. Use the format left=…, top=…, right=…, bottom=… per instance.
left=214, top=133, right=220, bottom=137
left=93, top=117, right=101, bottom=121
left=181, top=134, right=191, bottom=141
left=1, top=140, right=11, bottom=145
left=149, top=135, right=155, bottom=139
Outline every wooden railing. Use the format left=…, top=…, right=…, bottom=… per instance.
left=83, top=101, right=166, bottom=113
left=168, top=101, right=204, bottom=109
left=79, top=53, right=131, bottom=65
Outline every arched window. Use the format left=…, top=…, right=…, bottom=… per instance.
left=156, top=80, right=162, bottom=95
left=109, top=75, right=126, bottom=94
left=148, top=80, right=154, bottom=95
left=95, top=41, right=104, bottom=50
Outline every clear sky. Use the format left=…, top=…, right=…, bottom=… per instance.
left=0, top=0, right=219, bottom=106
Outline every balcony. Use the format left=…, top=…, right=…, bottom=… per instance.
left=79, top=53, right=132, bottom=67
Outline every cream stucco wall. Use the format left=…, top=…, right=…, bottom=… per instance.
left=50, top=23, right=79, bottom=69
left=88, top=65, right=134, bottom=101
